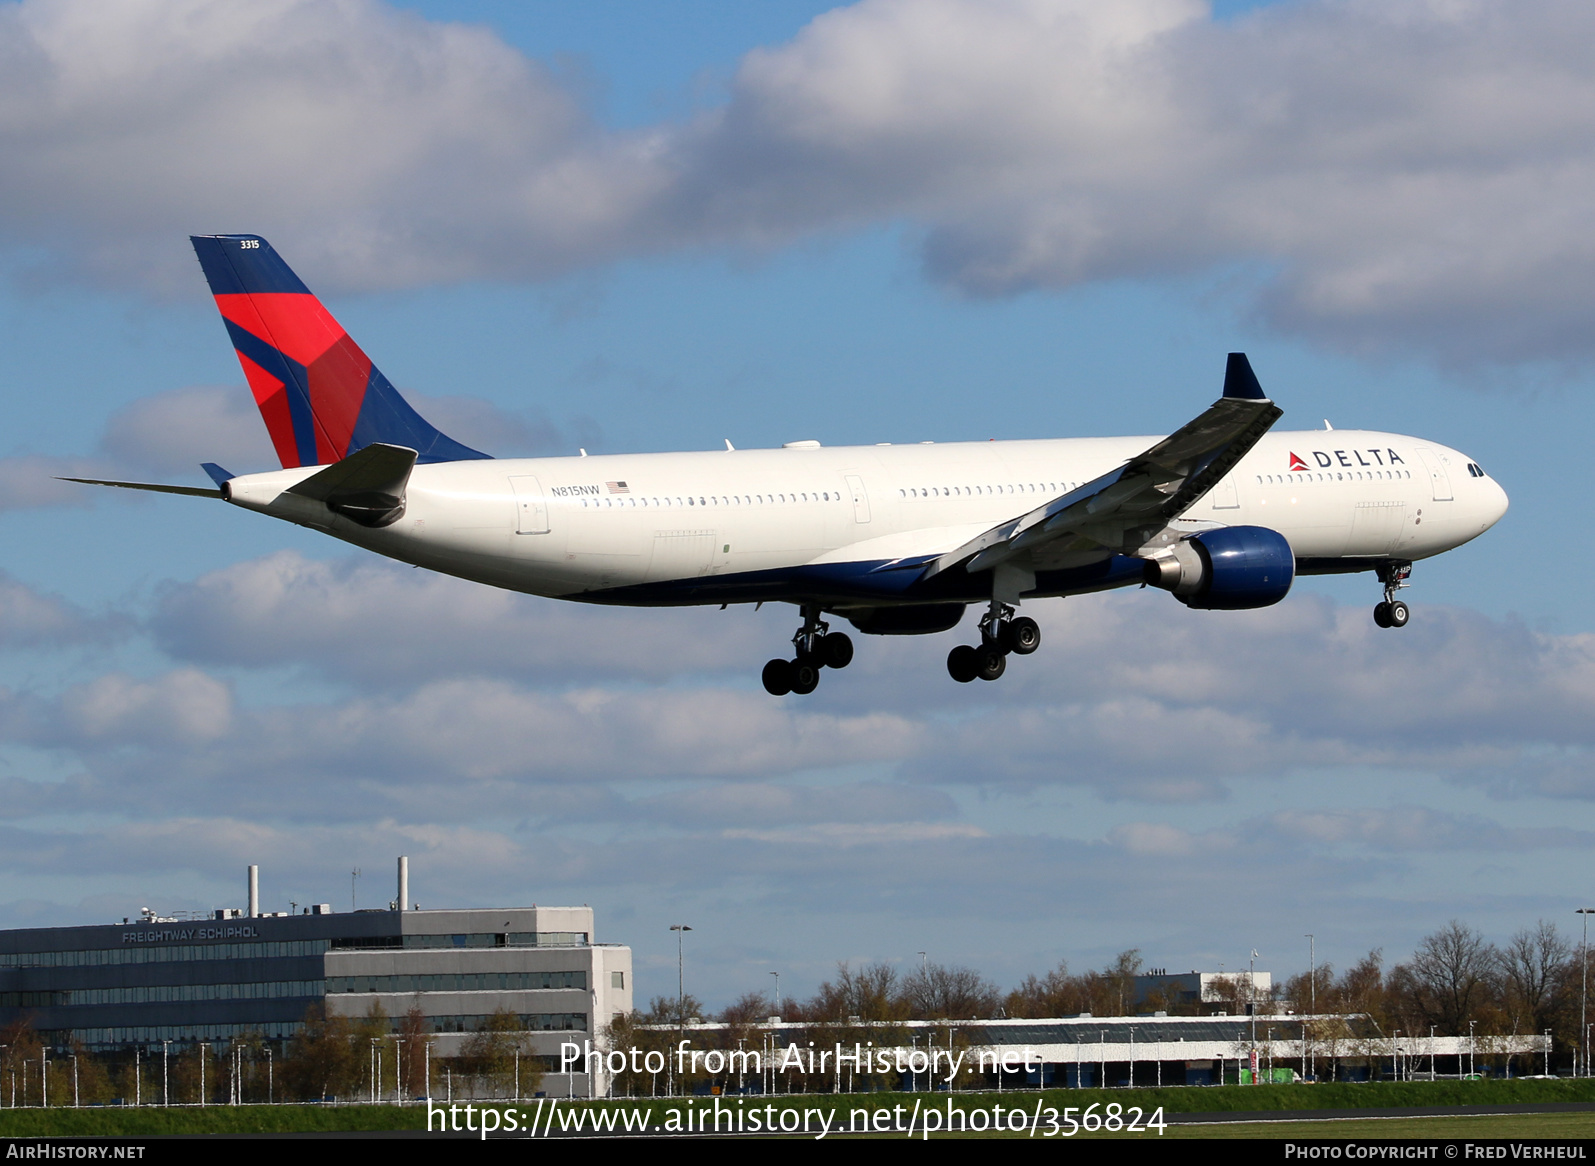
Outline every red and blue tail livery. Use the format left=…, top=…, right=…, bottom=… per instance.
left=190, top=234, right=490, bottom=469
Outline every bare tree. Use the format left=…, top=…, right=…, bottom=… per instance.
left=719, top=991, right=773, bottom=1027
left=806, top=963, right=906, bottom=1023
left=456, top=1008, right=535, bottom=1099
left=1005, top=961, right=1084, bottom=1018
left=639, top=993, right=704, bottom=1026
left=1396, top=921, right=1499, bottom=1036
left=901, top=962, right=1001, bottom=1020
left=282, top=1006, right=360, bottom=1101
left=1499, top=920, right=1572, bottom=1035
left=1101, top=949, right=1144, bottom=1017
left=1284, top=962, right=1336, bottom=1016
left=397, top=1007, right=430, bottom=1099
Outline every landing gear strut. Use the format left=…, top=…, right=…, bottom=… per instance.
left=761, top=606, right=854, bottom=696
left=947, top=602, right=1040, bottom=683
left=1373, top=561, right=1412, bottom=629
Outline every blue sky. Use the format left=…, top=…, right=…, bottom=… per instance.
left=1, top=0, right=1594, bottom=1008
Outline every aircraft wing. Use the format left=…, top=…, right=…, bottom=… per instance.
left=922, top=353, right=1282, bottom=582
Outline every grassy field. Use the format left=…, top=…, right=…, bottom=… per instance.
left=3, top=1079, right=1595, bottom=1137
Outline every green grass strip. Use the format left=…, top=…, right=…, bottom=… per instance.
left=3, top=1078, right=1595, bottom=1136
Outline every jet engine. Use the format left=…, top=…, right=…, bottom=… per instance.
left=1141, top=526, right=1294, bottom=610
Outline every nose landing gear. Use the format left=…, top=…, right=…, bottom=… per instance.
left=947, top=603, right=1040, bottom=683
left=1373, top=561, right=1412, bottom=629
left=761, top=607, right=854, bottom=696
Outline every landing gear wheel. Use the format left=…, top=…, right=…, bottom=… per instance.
left=976, top=645, right=1007, bottom=682
left=790, top=659, right=821, bottom=695
left=819, top=631, right=854, bottom=669
left=947, top=645, right=978, bottom=683
left=761, top=658, right=793, bottom=696
left=1374, top=561, right=1413, bottom=631
left=1007, top=616, right=1041, bottom=655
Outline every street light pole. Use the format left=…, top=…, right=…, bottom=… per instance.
left=1579, top=909, right=1594, bottom=1077
left=1249, top=949, right=1260, bottom=1079
left=1305, top=933, right=1315, bottom=1082
left=670, top=923, right=692, bottom=1098
left=670, top=925, right=693, bottom=1027
left=770, top=971, right=780, bottom=1018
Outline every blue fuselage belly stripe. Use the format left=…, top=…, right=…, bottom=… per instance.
left=571, top=554, right=1150, bottom=608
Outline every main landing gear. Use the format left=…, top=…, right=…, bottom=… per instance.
left=947, top=602, right=1040, bottom=683
left=1373, top=561, right=1412, bottom=629
left=762, top=607, right=854, bottom=696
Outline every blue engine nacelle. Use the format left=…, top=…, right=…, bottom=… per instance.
left=1141, top=526, right=1294, bottom=610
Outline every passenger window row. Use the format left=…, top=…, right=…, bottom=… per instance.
left=580, top=492, right=842, bottom=509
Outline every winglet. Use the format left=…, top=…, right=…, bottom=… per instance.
left=201, top=463, right=234, bottom=486
left=1223, top=353, right=1266, bottom=401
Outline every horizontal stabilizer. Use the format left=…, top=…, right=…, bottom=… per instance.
left=287, top=442, right=417, bottom=527
left=59, top=477, right=222, bottom=498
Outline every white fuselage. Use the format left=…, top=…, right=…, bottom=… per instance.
left=222, top=428, right=1508, bottom=609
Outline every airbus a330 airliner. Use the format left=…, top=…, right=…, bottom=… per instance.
left=69, top=235, right=1508, bottom=695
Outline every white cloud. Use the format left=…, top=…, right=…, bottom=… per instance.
left=150, top=550, right=776, bottom=685
left=0, top=384, right=570, bottom=511
left=3, top=1, right=1595, bottom=362
left=0, top=0, right=658, bottom=292
left=0, top=569, right=114, bottom=647
left=0, top=669, right=924, bottom=820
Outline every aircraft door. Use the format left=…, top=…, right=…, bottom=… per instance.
left=845, top=475, right=871, bottom=523
left=1414, top=447, right=1453, bottom=502
left=510, top=475, right=550, bottom=534
left=1350, top=501, right=1407, bottom=554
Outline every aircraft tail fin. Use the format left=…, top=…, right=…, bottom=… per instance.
left=189, top=234, right=492, bottom=469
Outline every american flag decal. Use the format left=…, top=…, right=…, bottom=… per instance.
left=607, top=481, right=630, bottom=494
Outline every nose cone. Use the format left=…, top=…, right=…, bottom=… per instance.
left=1478, top=472, right=1509, bottom=531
